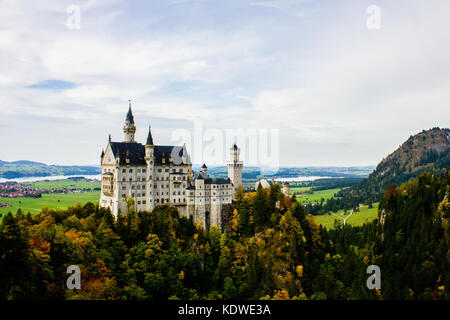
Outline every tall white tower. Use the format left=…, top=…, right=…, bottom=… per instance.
left=123, top=101, right=136, bottom=142
left=227, top=144, right=243, bottom=190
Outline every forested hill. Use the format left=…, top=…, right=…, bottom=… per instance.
left=339, top=127, right=450, bottom=205
left=367, top=127, right=449, bottom=189
left=0, top=160, right=100, bottom=179
left=330, top=172, right=450, bottom=299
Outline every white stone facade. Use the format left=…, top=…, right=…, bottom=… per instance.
left=99, top=105, right=243, bottom=230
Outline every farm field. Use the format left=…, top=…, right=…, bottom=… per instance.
left=290, top=186, right=312, bottom=194
left=294, top=188, right=342, bottom=203
left=0, top=191, right=100, bottom=218
left=315, top=202, right=379, bottom=229
left=30, top=179, right=100, bottom=190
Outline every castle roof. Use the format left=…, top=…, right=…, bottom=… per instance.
left=201, top=163, right=207, bottom=169
left=109, top=142, right=191, bottom=166
left=146, top=126, right=154, bottom=145
left=195, top=174, right=231, bottom=184
left=203, top=177, right=231, bottom=185
left=110, top=142, right=146, bottom=165
left=125, top=105, right=134, bottom=124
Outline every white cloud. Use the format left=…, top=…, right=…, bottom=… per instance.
left=0, top=0, right=449, bottom=167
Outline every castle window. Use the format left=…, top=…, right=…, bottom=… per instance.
left=129, top=169, right=132, bottom=173
left=137, top=201, right=141, bottom=205
left=158, top=169, right=162, bottom=172
left=165, top=169, right=169, bottom=172
left=143, top=200, right=146, bottom=204
left=137, top=169, right=140, bottom=173
left=142, top=169, right=146, bottom=173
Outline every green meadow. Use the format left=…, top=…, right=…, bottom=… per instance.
left=30, top=179, right=100, bottom=190
left=294, top=188, right=342, bottom=203
left=0, top=191, right=100, bottom=218
left=315, top=202, right=380, bottom=229
left=290, top=186, right=312, bottom=194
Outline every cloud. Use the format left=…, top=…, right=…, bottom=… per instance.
left=27, top=79, right=76, bottom=90
left=0, top=0, right=449, bottom=167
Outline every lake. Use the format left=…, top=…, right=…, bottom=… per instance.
left=275, top=176, right=342, bottom=182
left=0, top=174, right=101, bottom=183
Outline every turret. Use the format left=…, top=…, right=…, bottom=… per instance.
left=201, top=163, right=208, bottom=178
left=123, top=101, right=136, bottom=142
left=145, top=125, right=155, bottom=212
left=283, top=182, right=290, bottom=197
left=227, top=144, right=243, bottom=191
left=145, top=126, right=154, bottom=160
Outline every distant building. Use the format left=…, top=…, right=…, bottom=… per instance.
left=255, top=179, right=291, bottom=197
left=99, top=103, right=243, bottom=230
left=282, top=182, right=290, bottom=197
left=255, top=178, right=275, bottom=190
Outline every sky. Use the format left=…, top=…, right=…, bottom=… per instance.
left=0, top=0, right=449, bottom=167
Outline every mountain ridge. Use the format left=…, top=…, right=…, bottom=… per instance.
left=339, top=127, right=450, bottom=205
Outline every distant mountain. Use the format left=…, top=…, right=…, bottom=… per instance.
left=192, top=165, right=374, bottom=180
left=366, top=127, right=449, bottom=189
left=4, top=160, right=47, bottom=166
left=341, top=127, right=450, bottom=203
left=0, top=160, right=100, bottom=179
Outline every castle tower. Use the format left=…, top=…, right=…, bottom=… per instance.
left=201, top=163, right=208, bottom=178
left=123, top=101, right=136, bottom=142
left=283, top=182, right=290, bottom=197
left=145, top=126, right=155, bottom=211
left=227, top=144, right=243, bottom=190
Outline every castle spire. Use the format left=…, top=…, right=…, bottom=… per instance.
left=123, top=101, right=136, bottom=143
left=146, top=125, right=154, bottom=145
left=125, top=100, right=134, bottom=124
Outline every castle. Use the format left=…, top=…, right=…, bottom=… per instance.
left=99, top=104, right=243, bottom=229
